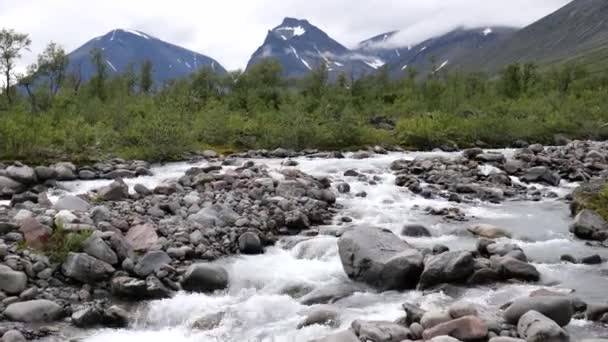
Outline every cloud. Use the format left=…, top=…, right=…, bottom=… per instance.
left=0, top=0, right=572, bottom=73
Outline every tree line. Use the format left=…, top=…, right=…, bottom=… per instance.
left=1, top=28, right=608, bottom=163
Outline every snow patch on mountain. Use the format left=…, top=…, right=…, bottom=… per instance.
left=483, top=28, right=493, bottom=36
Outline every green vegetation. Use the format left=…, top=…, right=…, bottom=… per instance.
left=44, top=222, right=92, bottom=263
left=1, top=28, right=608, bottom=163
left=582, top=184, right=608, bottom=222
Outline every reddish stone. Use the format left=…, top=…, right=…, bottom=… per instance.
left=422, top=315, right=488, bottom=341
left=125, top=224, right=158, bottom=251
left=19, top=218, right=52, bottom=249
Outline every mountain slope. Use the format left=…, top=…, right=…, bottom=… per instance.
left=68, top=29, right=226, bottom=86
left=357, top=27, right=516, bottom=77
left=246, top=17, right=378, bottom=79
left=462, top=0, right=608, bottom=72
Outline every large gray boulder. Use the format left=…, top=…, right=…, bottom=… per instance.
left=34, top=166, right=57, bottom=181
left=351, top=320, right=413, bottom=342
left=6, top=165, right=37, bottom=184
left=82, top=233, right=118, bottom=265
left=517, top=310, right=569, bottom=342
left=297, top=307, right=340, bottom=329
left=1, top=330, right=27, bottom=342
left=97, top=179, right=129, bottom=201
left=238, top=232, right=263, bottom=254
left=53, top=162, right=77, bottom=181
left=570, top=209, right=608, bottom=241
left=181, top=263, right=229, bottom=293
left=419, top=251, right=475, bottom=289
left=337, top=227, right=423, bottom=290
left=493, top=256, right=540, bottom=281
left=125, top=223, right=158, bottom=252
left=312, top=330, right=360, bottom=342
left=504, top=296, right=573, bottom=327
left=111, top=276, right=172, bottom=299
left=4, top=300, right=63, bottom=322
left=54, top=195, right=90, bottom=211
left=0, top=265, right=27, bottom=295
left=521, top=166, right=560, bottom=186
left=0, top=176, right=25, bottom=196
left=62, top=252, right=115, bottom=283
left=133, top=251, right=171, bottom=277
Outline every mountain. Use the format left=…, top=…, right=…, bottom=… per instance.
left=357, top=27, right=516, bottom=77
left=460, top=0, right=608, bottom=72
left=67, top=29, right=226, bottom=86
left=246, top=17, right=379, bottom=79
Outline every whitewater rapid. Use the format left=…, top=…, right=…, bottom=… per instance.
left=44, top=151, right=608, bottom=341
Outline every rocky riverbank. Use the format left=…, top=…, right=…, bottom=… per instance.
left=0, top=141, right=607, bottom=341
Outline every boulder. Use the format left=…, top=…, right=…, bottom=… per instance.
left=54, top=195, right=90, bottom=211
left=402, top=303, right=426, bottom=325
left=504, top=296, right=573, bottom=327
left=71, top=306, right=104, bottom=327
left=489, top=338, right=525, bottom=342
left=125, top=223, right=158, bottom=251
left=102, top=305, right=130, bottom=327
left=299, top=283, right=359, bottom=305
left=19, top=217, right=52, bottom=249
left=181, top=263, right=229, bottom=293
left=82, top=233, right=118, bottom=265
left=62, top=252, right=115, bottom=283
left=4, top=299, right=63, bottom=322
left=91, top=205, right=112, bottom=223
left=192, top=312, right=224, bottom=330
left=351, top=320, right=413, bottom=342
left=517, top=310, right=569, bottom=342
left=134, top=184, right=152, bottom=196
left=337, top=226, right=423, bottom=290
left=1, top=330, right=26, bottom=342
left=6, top=165, right=37, bottom=184
left=493, top=256, right=540, bottom=281
left=297, top=307, right=340, bottom=329
left=0, top=265, right=27, bottom=295
left=422, top=315, right=488, bottom=341
left=418, top=251, right=475, bottom=289
left=97, top=179, right=129, bottom=201
left=521, top=166, right=560, bottom=186
left=570, top=209, right=608, bottom=241
left=34, top=166, right=57, bottom=181
left=476, top=153, right=505, bottom=163
left=312, top=330, right=359, bottom=342
left=468, top=224, right=511, bottom=239
left=238, top=232, right=263, bottom=254
left=401, top=224, right=431, bottom=237
left=111, top=276, right=171, bottom=299
left=134, top=251, right=171, bottom=277
left=53, top=162, right=77, bottom=181
left=0, top=176, right=25, bottom=196
left=421, top=310, right=453, bottom=329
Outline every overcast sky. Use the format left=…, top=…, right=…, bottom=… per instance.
left=1, top=0, right=572, bottom=72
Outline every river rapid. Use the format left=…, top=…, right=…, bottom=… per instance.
left=46, top=151, right=608, bottom=341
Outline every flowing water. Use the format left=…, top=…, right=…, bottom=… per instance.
left=47, top=152, right=608, bottom=340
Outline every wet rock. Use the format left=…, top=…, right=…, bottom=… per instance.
left=476, top=153, right=505, bottom=163
left=493, top=256, right=540, bottom=281
left=401, top=224, right=431, bottom=237
left=337, top=183, right=351, bottom=194
left=570, top=209, right=608, bottom=241
left=1, top=330, right=26, bottom=342
left=192, top=312, right=224, bottom=330
left=0, top=176, right=25, bottom=197
left=421, top=310, right=453, bottom=329
left=181, top=263, right=229, bottom=293
left=19, top=217, right=52, bottom=249
left=62, top=252, right=115, bottom=283
left=351, top=320, right=413, bottom=342
left=97, top=179, right=129, bottom=201
left=463, top=148, right=484, bottom=159
left=54, top=162, right=77, bottom=180
left=312, top=330, right=359, bottom=342
left=78, top=169, right=97, bottom=180
left=91, top=205, right=111, bottom=223
left=6, top=165, right=37, bottom=184
left=517, top=310, right=569, bottom=342
left=504, top=296, right=573, bottom=327
left=125, top=223, right=158, bottom=251
left=581, top=254, right=602, bottom=265
left=402, top=303, right=426, bottom=325
left=54, top=195, right=90, bottom=211
left=418, top=251, right=475, bottom=289
left=521, top=166, right=560, bottom=186
left=299, top=283, right=360, bottom=305
left=134, top=250, right=171, bottom=277
left=422, top=315, right=488, bottom=341
left=489, top=338, right=525, bottom=342
left=34, top=166, right=57, bottom=181
left=134, top=184, right=152, bottom=196
left=560, top=254, right=577, bottom=263
left=72, top=306, right=104, bottom=327
left=238, top=232, right=263, bottom=255
left=337, top=226, right=423, bottom=290
left=102, top=305, right=130, bottom=328
left=4, top=299, right=63, bottom=322
left=82, top=232, right=118, bottom=265
left=448, top=302, right=478, bottom=319
left=351, top=152, right=371, bottom=160
left=297, top=307, right=340, bottom=329
left=468, top=224, right=511, bottom=239
left=0, top=265, right=27, bottom=295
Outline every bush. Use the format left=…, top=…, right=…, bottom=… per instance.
left=44, top=222, right=92, bottom=263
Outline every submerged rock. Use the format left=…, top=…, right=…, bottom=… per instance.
left=504, top=296, right=573, bottom=327
left=418, top=251, right=475, bottom=289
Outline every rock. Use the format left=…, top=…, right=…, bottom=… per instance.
left=560, top=254, right=577, bottom=263
left=134, top=251, right=171, bottom=277
left=0, top=176, right=25, bottom=196
left=62, top=252, right=115, bottom=283
left=521, top=167, right=560, bottom=186
left=1, top=330, right=26, bottom=342
left=429, top=337, right=462, bottom=342
left=528, top=144, right=544, bottom=154
left=238, top=232, right=263, bottom=254
left=97, top=179, right=129, bottom=201
left=54, top=195, right=90, bottom=211
left=297, top=307, right=340, bottom=329
left=504, top=296, right=573, bottom=327
left=78, top=169, right=97, bottom=180
left=517, top=310, right=569, bottom=342
left=401, top=224, right=431, bottom=237
left=402, top=303, right=426, bottom=325
left=419, top=251, right=475, bottom=289
left=493, top=256, right=540, bottom=281
left=134, top=183, right=152, bottom=196
left=4, top=299, right=63, bottom=322
left=103, top=305, right=130, bottom=327
left=125, top=223, right=158, bottom=251
left=581, top=254, right=602, bottom=265
left=351, top=320, right=413, bottom=342
left=19, top=217, right=52, bottom=249
left=91, top=205, right=111, bottom=223
left=299, top=283, right=359, bottom=305
left=463, top=148, right=484, bottom=159
left=312, top=330, right=359, bottom=342
left=337, top=226, right=424, bottom=290
left=34, top=166, right=57, bottom=181
left=337, top=183, right=351, bottom=193
left=82, top=233, right=118, bottom=265
left=181, top=263, right=229, bottom=293
left=476, top=153, right=505, bottom=163
left=0, top=265, right=27, bottom=295
left=570, top=209, right=608, bottom=241
left=489, top=338, right=525, bottom=342
left=72, top=306, right=103, bottom=327
left=351, top=152, right=371, bottom=160
left=192, top=312, right=224, bottom=330
left=111, top=276, right=171, bottom=299
left=449, top=302, right=478, bottom=319
left=54, top=162, right=77, bottom=180
left=468, top=224, right=511, bottom=239
left=422, top=315, right=488, bottom=341
left=421, top=310, right=453, bottom=329
left=6, top=165, right=37, bottom=184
